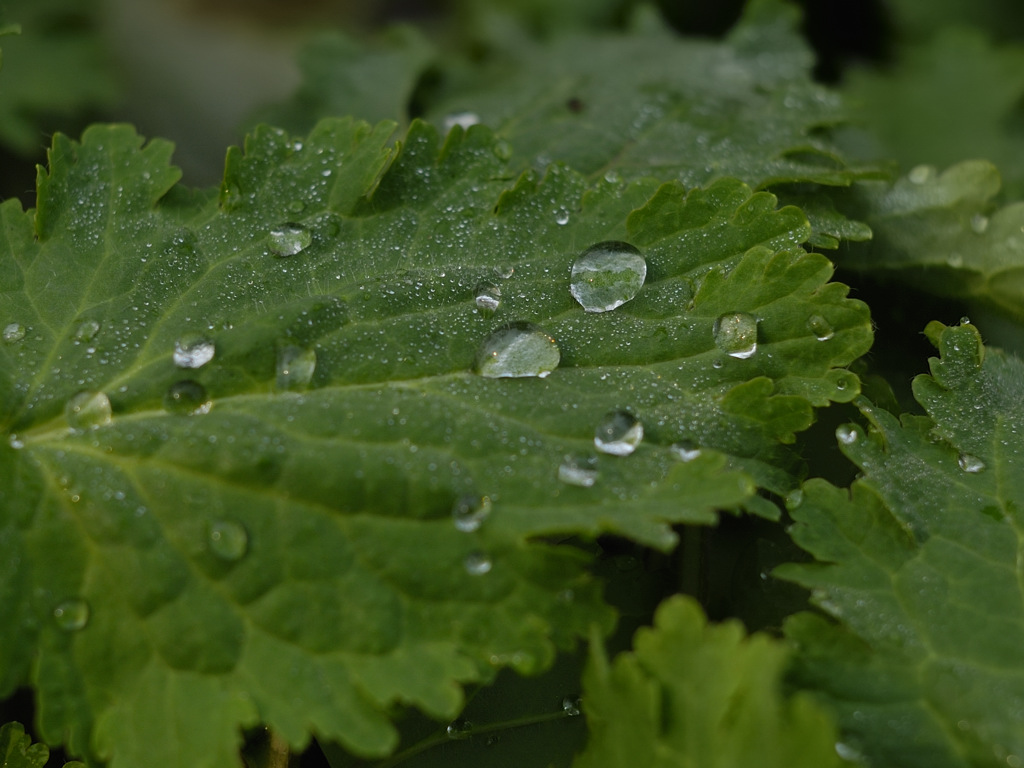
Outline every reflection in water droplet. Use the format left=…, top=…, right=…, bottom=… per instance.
left=173, top=338, right=215, bottom=369
left=958, top=453, right=985, bottom=473
left=594, top=411, right=643, bottom=456
left=806, top=314, right=834, bottom=341
left=475, top=322, right=560, bottom=378
left=446, top=718, right=473, bottom=739
left=464, top=551, right=492, bottom=575
left=558, top=455, right=599, bottom=487
left=713, top=312, right=758, bottom=359
left=268, top=223, right=312, bottom=257
left=474, top=281, right=502, bottom=312
left=452, top=495, right=492, bottom=532
left=164, top=380, right=212, bottom=415
left=53, top=599, right=90, bottom=631
left=570, top=241, right=647, bottom=313
left=276, top=345, right=317, bottom=391
left=670, top=440, right=702, bottom=462
left=562, top=696, right=582, bottom=717
left=836, top=425, right=858, bottom=445
left=2, top=323, right=25, bottom=343
left=65, top=391, right=112, bottom=430
left=208, top=519, right=249, bottom=561
left=73, top=320, right=101, bottom=341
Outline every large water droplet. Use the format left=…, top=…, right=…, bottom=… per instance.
left=713, top=312, right=758, bottom=359
left=164, top=380, right=212, bottom=415
left=268, top=223, right=312, bottom=257
left=558, top=455, right=599, bottom=487
left=73, top=320, right=101, bottom=342
left=208, top=519, right=249, bottom=561
left=452, top=494, right=492, bottom=532
left=464, top=551, right=492, bottom=575
left=836, top=424, right=858, bottom=445
left=569, top=241, right=647, bottom=313
left=53, top=599, right=89, bottom=631
left=908, top=165, right=933, bottom=184
left=594, top=411, right=643, bottom=456
left=555, top=208, right=570, bottom=226
left=173, top=337, right=215, bottom=369
left=475, top=322, right=560, bottom=378
left=2, top=322, right=25, bottom=343
left=65, top=391, right=112, bottom=430
left=670, top=440, right=702, bottom=462
left=806, top=314, right=834, bottom=341
left=958, top=453, right=985, bottom=473
left=276, top=345, right=317, bottom=391
left=446, top=718, right=473, bottom=739
left=562, top=696, right=582, bottom=717
left=474, top=281, right=502, bottom=312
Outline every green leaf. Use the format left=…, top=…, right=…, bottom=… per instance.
left=0, top=722, right=49, bottom=768
left=778, top=321, right=1024, bottom=767
left=0, top=118, right=869, bottom=767
left=836, top=160, right=1024, bottom=320
left=571, top=595, right=848, bottom=768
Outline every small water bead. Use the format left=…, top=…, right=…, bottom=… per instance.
left=452, top=494, right=492, bottom=532
left=276, top=345, right=317, bottom=391
left=446, top=718, right=473, bottom=740
left=474, top=280, right=502, bottom=312
left=463, top=551, right=492, bottom=575
left=208, top=519, right=248, bottom=561
left=806, top=314, right=834, bottom=341
left=2, top=322, right=25, bottom=343
left=65, top=391, right=112, bottom=430
left=268, top=223, right=312, bottom=257
left=958, top=453, right=986, bottom=473
left=164, top=380, right=212, bottom=415
left=713, top=312, right=758, bottom=359
left=173, top=337, right=215, bottom=369
left=570, top=241, right=647, bottom=313
left=594, top=411, right=643, bottom=456
left=836, top=424, right=858, bottom=445
left=670, top=440, right=702, bottom=462
left=475, top=322, right=560, bottom=378
left=562, top=696, right=582, bottom=717
left=558, top=455, right=599, bottom=487
left=53, top=599, right=90, bottom=632
left=73, top=320, right=101, bottom=342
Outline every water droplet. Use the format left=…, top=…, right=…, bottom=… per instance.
left=558, top=455, right=599, bottom=487
left=65, top=391, right=112, bottom=430
left=836, top=424, right=858, bottom=445
left=208, top=519, right=248, bottom=561
left=670, top=440, right=702, bottom=462
left=173, top=337, right=215, bottom=369
left=493, top=264, right=514, bottom=279
left=452, top=495, right=492, bottom=532
left=2, top=322, right=25, bottom=343
left=562, top=696, right=582, bottom=717
left=908, top=165, right=933, bottom=184
left=443, top=112, right=480, bottom=131
left=164, top=380, right=212, bottom=415
left=785, top=488, right=804, bottom=509
left=475, top=322, right=560, bottom=378
left=958, top=453, right=985, bottom=473
left=569, top=241, right=647, bottom=313
left=276, top=346, right=317, bottom=391
left=970, top=213, right=989, bottom=234
left=268, top=223, right=312, bottom=257
left=713, top=312, right=758, bottom=359
left=463, top=550, right=493, bottom=575
left=73, top=320, right=101, bottom=341
left=53, top=599, right=89, bottom=631
left=446, top=718, right=473, bottom=739
left=555, top=208, right=570, bottom=226
left=493, top=139, right=513, bottom=161
left=474, top=281, right=502, bottom=312
left=806, top=314, right=834, bottom=341
left=594, top=411, right=643, bottom=456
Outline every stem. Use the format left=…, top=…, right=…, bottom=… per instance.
left=267, top=729, right=292, bottom=768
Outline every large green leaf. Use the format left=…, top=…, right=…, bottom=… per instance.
left=778, top=321, right=1024, bottom=767
left=571, top=595, right=848, bottom=768
left=0, top=118, right=869, bottom=767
